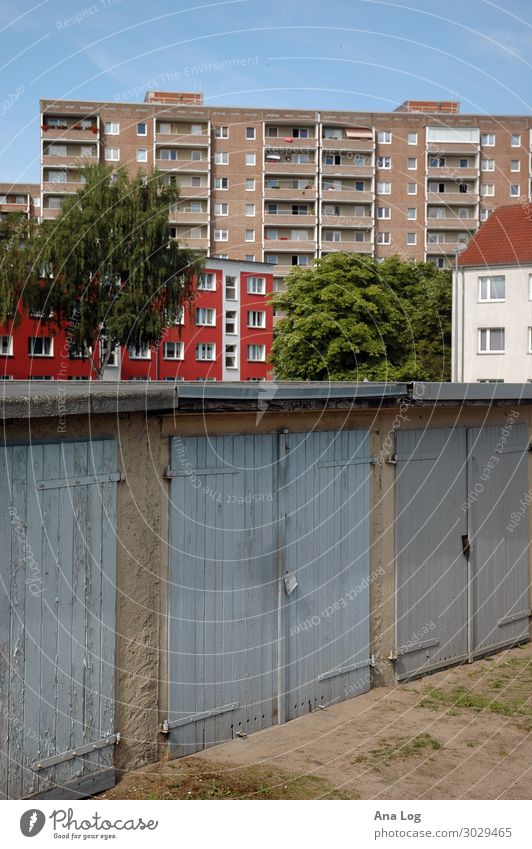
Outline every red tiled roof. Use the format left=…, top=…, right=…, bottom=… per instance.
left=459, top=204, right=532, bottom=268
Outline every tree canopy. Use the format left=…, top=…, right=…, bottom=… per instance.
left=270, top=252, right=452, bottom=381
left=17, top=165, right=200, bottom=378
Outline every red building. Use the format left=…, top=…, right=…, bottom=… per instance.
left=0, top=259, right=274, bottom=382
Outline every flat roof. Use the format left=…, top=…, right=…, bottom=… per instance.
left=2, top=381, right=532, bottom=420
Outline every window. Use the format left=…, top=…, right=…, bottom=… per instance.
left=480, top=208, right=492, bottom=221
left=214, top=229, right=228, bottom=241
left=378, top=131, right=392, bottom=143
left=429, top=156, right=445, bottom=168
left=105, top=148, right=120, bottom=161
left=137, top=148, right=148, bottom=162
left=267, top=127, right=278, bottom=137
left=510, top=184, right=520, bottom=196
left=189, top=227, right=203, bottom=240
left=214, top=177, right=228, bottom=190
left=529, top=274, right=532, bottom=300
left=377, top=156, right=391, bottom=169
left=245, top=254, right=255, bottom=262
left=159, top=149, right=178, bottom=160
left=214, top=202, right=229, bottom=216
left=0, top=335, right=13, bottom=355
left=481, top=184, right=495, bottom=196
left=214, top=126, right=229, bottom=138
left=323, top=230, right=341, bottom=242
left=245, top=229, right=255, bottom=242
left=427, top=232, right=444, bottom=244
left=407, top=182, right=417, bottom=195
left=127, top=342, right=151, bottom=359
left=225, top=276, right=237, bottom=299
left=377, top=207, right=391, bottom=219
left=479, top=328, right=505, bottom=353
left=479, top=275, right=505, bottom=301
left=407, top=157, right=417, bottom=170
left=246, top=127, right=256, bottom=139
left=511, top=133, right=521, bottom=147
left=481, top=132, right=495, bottom=146
left=459, top=158, right=469, bottom=168
left=406, top=232, right=417, bottom=245
left=225, top=310, right=237, bottom=334
left=225, top=344, right=238, bottom=369
left=247, top=344, right=266, bottom=361
left=198, top=272, right=216, bottom=290
left=104, top=122, right=119, bottom=134
left=245, top=178, right=255, bottom=191
left=163, top=341, right=184, bottom=360
left=481, top=159, right=494, bottom=171
left=191, top=150, right=202, bottom=161
left=215, top=152, right=229, bottom=165
left=196, top=307, right=215, bottom=326
left=136, top=122, right=147, bottom=135
left=377, top=181, right=391, bottom=194
left=191, top=124, right=203, bottom=135
left=407, top=208, right=417, bottom=220
left=292, top=128, right=309, bottom=138
left=511, top=159, right=520, bottom=171
left=196, top=343, right=215, bottom=360
left=247, top=276, right=266, bottom=294
left=28, top=336, right=53, bottom=356
left=245, top=203, right=255, bottom=216
left=247, top=310, right=266, bottom=328
left=407, top=132, right=418, bottom=145
left=265, top=254, right=278, bottom=264
left=355, top=181, right=365, bottom=191
left=377, top=232, right=391, bottom=244
left=291, top=255, right=309, bottom=266
left=245, top=153, right=256, bottom=166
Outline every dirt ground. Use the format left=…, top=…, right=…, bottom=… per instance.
left=100, top=643, right=532, bottom=800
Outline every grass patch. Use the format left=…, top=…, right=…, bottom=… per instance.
left=354, top=733, right=442, bottom=766
left=420, top=686, right=531, bottom=717
left=99, top=759, right=356, bottom=800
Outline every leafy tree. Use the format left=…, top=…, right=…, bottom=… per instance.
left=270, top=252, right=451, bottom=381
left=0, top=213, right=37, bottom=326
left=29, top=165, right=199, bottom=378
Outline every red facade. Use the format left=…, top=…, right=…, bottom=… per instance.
left=0, top=260, right=274, bottom=382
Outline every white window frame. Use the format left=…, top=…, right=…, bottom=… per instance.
left=163, top=341, right=184, bottom=360
left=136, top=148, right=148, bottom=162
left=481, top=159, right=495, bottom=171
left=245, top=203, right=256, bottom=216
left=196, top=307, right=216, bottom=326
left=407, top=157, right=417, bottom=170
left=245, top=178, right=256, bottom=191
left=0, top=335, right=13, bottom=356
left=378, top=131, right=392, bottom=144
left=245, top=153, right=256, bottom=166
left=407, top=182, right=417, bottom=195
left=407, top=132, right=418, bottom=145
left=407, top=208, right=417, bottom=220
left=137, top=122, right=147, bottom=136
left=377, top=232, right=391, bottom=245
left=28, top=336, right=53, bottom=357
left=225, top=344, right=238, bottom=369
left=247, top=344, right=266, bottom=362
left=104, top=148, right=120, bottom=161
left=104, top=122, right=119, bottom=135
left=225, top=310, right=237, bottom=334
left=246, top=127, right=256, bottom=140
left=247, top=310, right=266, bottom=328
left=196, top=343, right=216, bottom=361
left=247, top=276, right=266, bottom=295
left=377, top=156, right=391, bottom=169
left=478, top=275, right=505, bottom=302
left=198, top=272, right=216, bottom=291
left=127, top=342, right=151, bottom=360
left=377, top=181, right=391, bottom=194
left=481, top=184, right=495, bottom=197
left=245, top=229, right=255, bottom=242
left=214, top=202, right=229, bottom=216
left=478, top=327, right=505, bottom=353
left=214, top=229, right=229, bottom=241
left=481, top=132, right=495, bottom=146
left=511, top=134, right=521, bottom=147
left=214, top=177, right=228, bottom=190
left=510, top=184, right=520, bottom=197
left=406, top=232, right=417, bottom=245
left=214, top=126, right=229, bottom=138
left=214, top=152, right=229, bottom=165
left=377, top=207, right=391, bottom=219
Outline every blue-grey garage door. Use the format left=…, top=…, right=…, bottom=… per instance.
left=395, top=424, right=529, bottom=681
left=0, top=439, right=119, bottom=800
left=166, top=430, right=372, bottom=755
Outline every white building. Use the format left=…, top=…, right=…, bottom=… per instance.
left=452, top=204, right=532, bottom=383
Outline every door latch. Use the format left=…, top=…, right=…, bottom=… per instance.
left=461, top=534, right=471, bottom=559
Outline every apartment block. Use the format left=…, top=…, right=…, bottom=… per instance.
left=0, top=182, right=40, bottom=221
left=36, top=92, right=532, bottom=292
left=0, top=258, right=274, bottom=382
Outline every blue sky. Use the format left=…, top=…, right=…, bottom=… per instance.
left=1, top=0, right=532, bottom=181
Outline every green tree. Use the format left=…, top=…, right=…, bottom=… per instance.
left=30, top=165, right=199, bottom=378
left=270, top=252, right=451, bottom=381
left=0, top=213, right=37, bottom=326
